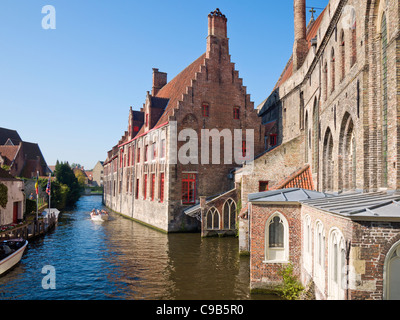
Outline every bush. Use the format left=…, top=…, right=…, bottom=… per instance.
left=277, top=263, right=304, bottom=300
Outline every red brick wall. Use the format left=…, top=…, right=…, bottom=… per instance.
left=250, top=203, right=302, bottom=291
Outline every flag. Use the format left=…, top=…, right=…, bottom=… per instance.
left=35, top=172, right=39, bottom=195
left=46, top=174, right=51, bottom=196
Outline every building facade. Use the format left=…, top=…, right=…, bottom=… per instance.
left=243, top=0, right=400, bottom=300
left=103, top=9, right=264, bottom=233
left=0, top=168, right=25, bottom=226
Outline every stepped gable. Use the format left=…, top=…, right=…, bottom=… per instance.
left=154, top=53, right=207, bottom=127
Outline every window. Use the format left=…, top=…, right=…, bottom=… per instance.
left=153, top=143, right=157, bottom=160
left=270, top=134, right=277, bottom=147
left=331, top=48, right=335, bottom=93
left=265, top=213, right=289, bottom=262
left=233, top=107, right=240, bottom=119
left=182, top=173, right=196, bottom=204
left=151, top=174, right=155, bottom=201
left=351, top=16, right=357, bottom=66
left=328, top=229, right=346, bottom=300
left=223, top=199, right=236, bottom=230
left=242, top=140, right=247, bottom=158
left=340, top=30, right=345, bottom=81
left=259, top=181, right=269, bottom=192
left=145, top=145, right=148, bottom=162
left=143, top=174, right=147, bottom=200
left=145, top=114, right=149, bottom=127
left=128, top=146, right=131, bottom=166
left=206, top=207, right=220, bottom=230
left=384, top=240, right=400, bottom=300
left=314, top=220, right=325, bottom=290
left=202, top=103, right=209, bottom=117
left=159, top=173, right=165, bottom=203
left=382, top=13, right=388, bottom=186
left=120, top=149, right=123, bottom=168
left=160, top=139, right=166, bottom=158
left=135, top=179, right=139, bottom=199
left=304, top=215, right=312, bottom=272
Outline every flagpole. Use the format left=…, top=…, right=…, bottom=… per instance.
left=48, top=173, right=51, bottom=210
left=36, top=171, right=39, bottom=221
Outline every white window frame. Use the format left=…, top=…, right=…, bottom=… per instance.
left=264, top=212, right=289, bottom=263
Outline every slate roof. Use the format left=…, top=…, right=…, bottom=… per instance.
left=301, top=191, right=400, bottom=219
left=0, top=127, right=22, bottom=145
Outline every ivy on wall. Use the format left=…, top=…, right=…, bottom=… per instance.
left=0, top=183, right=8, bottom=209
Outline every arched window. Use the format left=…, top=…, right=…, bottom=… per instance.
left=223, top=198, right=236, bottom=230
left=340, top=30, right=345, bottom=81
left=304, top=215, right=312, bottom=272
left=312, top=98, right=319, bottom=173
left=206, top=207, right=220, bottom=230
left=265, top=213, right=289, bottom=262
left=305, top=111, right=309, bottom=163
left=314, top=220, right=325, bottom=291
left=384, top=240, right=400, bottom=300
left=339, top=113, right=356, bottom=192
left=323, top=127, right=334, bottom=191
left=381, top=13, right=388, bottom=187
left=351, top=10, right=357, bottom=67
left=323, top=61, right=328, bottom=101
left=328, top=229, right=346, bottom=300
left=331, top=48, right=335, bottom=93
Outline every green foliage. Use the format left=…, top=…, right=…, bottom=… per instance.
left=0, top=183, right=8, bottom=209
left=277, top=263, right=304, bottom=300
left=25, top=198, right=36, bottom=214
left=1, top=165, right=10, bottom=172
left=51, top=161, right=82, bottom=208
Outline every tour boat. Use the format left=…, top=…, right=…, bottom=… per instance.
left=90, top=210, right=109, bottom=222
left=0, top=239, right=28, bottom=276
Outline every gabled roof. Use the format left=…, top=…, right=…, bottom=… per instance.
left=0, top=145, right=19, bottom=165
left=154, top=53, right=207, bottom=126
left=133, top=53, right=207, bottom=138
left=0, top=127, right=22, bottom=145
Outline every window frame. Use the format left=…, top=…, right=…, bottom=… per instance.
left=264, top=212, right=289, bottom=263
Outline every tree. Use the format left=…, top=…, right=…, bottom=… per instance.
left=53, top=161, right=82, bottom=207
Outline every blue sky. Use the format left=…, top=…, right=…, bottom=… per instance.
left=0, top=0, right=328, bottom=170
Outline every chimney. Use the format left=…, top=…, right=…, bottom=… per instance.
left=293, top=0, right=308, bottom=71
left=152, top=68, right=167, bottom=96
left=208, top=8, right=227, bottom=39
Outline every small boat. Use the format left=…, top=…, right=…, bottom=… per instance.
left=0, top=239, right=28, bottom=276
left=90, top=210, right=109, bottom=222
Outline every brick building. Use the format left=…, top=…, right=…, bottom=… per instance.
left=103, top=9, right=264, bottom=233
left=0, top=127, right=50, bottom=178
left=243, top=0, right=400, bottom=300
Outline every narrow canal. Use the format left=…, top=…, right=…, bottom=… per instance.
left=0, top=195, right=275, bottom=300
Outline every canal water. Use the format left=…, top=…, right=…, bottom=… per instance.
left=0, top=195, right=276, bottom=300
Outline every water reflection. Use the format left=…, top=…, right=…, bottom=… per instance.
left=0, top=195, right=275, bottom=300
